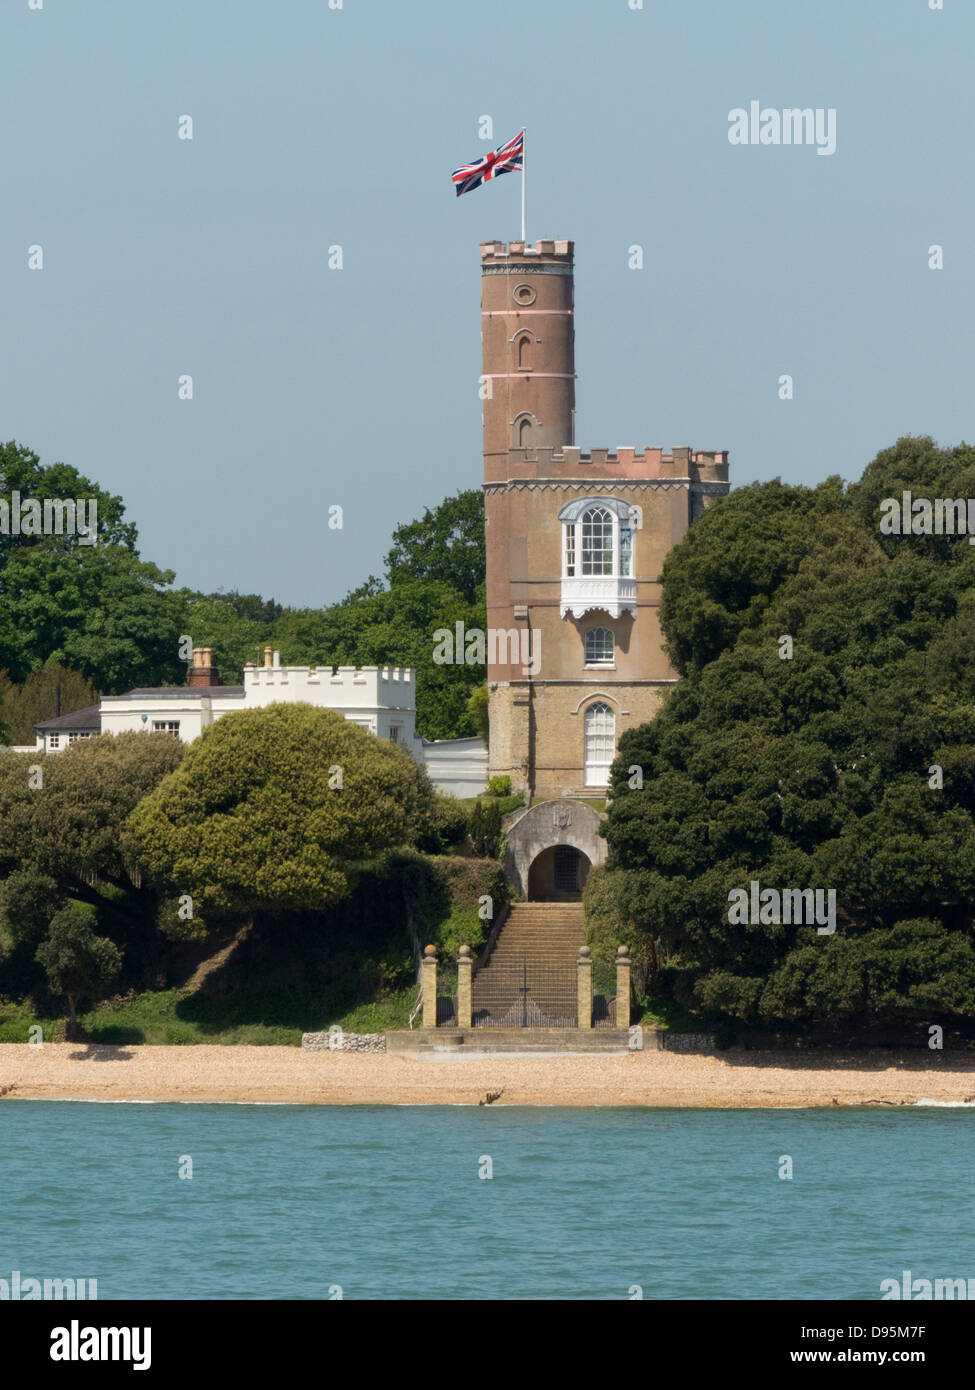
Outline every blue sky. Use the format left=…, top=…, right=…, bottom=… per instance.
left=3, top=0, right=970, bottom=606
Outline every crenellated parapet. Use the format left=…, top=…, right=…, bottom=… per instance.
left=500, top=443, right=729, bottom=485
left=244, top=663, right=415, bottom=710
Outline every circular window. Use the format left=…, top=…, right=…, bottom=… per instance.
left=513, top=283, right=536, bottom=306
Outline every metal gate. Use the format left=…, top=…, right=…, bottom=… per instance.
left=471, top=958, right=578, bottom=1028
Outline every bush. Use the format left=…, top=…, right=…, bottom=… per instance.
left=421, top=856, right=509, bottom=960
left=0, top=869, right=61, bottom=947
left=487, top=775, right=511, bottom=797
left=416, top=793, right=470, bottom=853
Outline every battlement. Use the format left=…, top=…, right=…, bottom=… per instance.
left=480, top=238, right=573, bottom=262
left=243, top=664, right=416, bottom=710
left=495, top=443, right=730, bottom=484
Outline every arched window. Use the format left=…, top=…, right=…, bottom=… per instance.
left=581, top=507, right=614, bottom=575
left=584, top=628, right=614, bottom=666
left=518, top=416, right=532, bottom=448
left=517, top=334, right=532, bottom=370
left=584, top=702, right=615, bottom=788
left=557, top=497, right=639, bottom=620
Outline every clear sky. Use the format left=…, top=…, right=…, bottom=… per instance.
left=3, top=0, right=971, bottom=607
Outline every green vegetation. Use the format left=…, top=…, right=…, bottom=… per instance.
left=0, top=661, right=99, bottom=745
left=0, top=849, right=506, bottom=1044
left=35, top=903, right=121, bottom=1037
left=0, top=440, right=486, bottom=740
left=127, top=703, right=436, bottom=934
left=600, top=436, right=975, bottom=1033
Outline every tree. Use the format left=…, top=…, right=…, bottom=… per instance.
left=125, top=702, right=437, bottom=934
left=0, top=662, right=99, bottom=745
left=467, top=684, right=489, bottom=740
left=0, top=869, right=60, bottom=946
left=0, top=441, right=186, bottom=690
left=384, top=489, right=485, bottom=602
left=270, top=578, right=486, bottom=739
left=0, top=732, right=185, bottom=898
left=602, top=437, right=975, bottom=1029
left=482, top=799, right=502, bottom=859
left=35, top=903, right=122, bottom=1037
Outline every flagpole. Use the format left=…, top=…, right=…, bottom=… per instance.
left=521, top=128, right=526, bottom=244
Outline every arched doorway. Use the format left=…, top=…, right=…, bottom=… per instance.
left=527, top=844, right=592, bottom=901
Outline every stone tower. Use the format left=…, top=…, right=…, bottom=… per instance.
left=481, top=237, right=730, bottom=810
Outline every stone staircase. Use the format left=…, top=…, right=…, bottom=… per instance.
left=472, top=903, right=586, bottom=1026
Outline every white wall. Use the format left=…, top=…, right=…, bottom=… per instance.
left=421, top=737, right=489, bottom=798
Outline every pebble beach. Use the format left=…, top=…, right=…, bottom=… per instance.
left=2, top=1043, right=975, bottom=1107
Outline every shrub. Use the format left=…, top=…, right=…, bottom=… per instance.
left=487, top=774, right=511, bottom=797
left=416, top=793, right=470, bottom=853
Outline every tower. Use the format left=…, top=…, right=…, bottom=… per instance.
left=481, top=237, right=730, bottom=805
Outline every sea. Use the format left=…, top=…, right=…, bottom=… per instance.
left=1, top=1101, right=972, bottom=1300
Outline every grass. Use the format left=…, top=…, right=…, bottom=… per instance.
left=0, top=980, right=420, bottom=1047
left=636, top=996, right=706, bottom=1032
left=0, top=1002, right=56, bottom=1043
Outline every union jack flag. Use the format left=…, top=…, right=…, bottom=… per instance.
left=451, top=129, right=524, bottom=197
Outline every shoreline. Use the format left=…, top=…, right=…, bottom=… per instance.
left=3, top=1044, right=975, bottom=1108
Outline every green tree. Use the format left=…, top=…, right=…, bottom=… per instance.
left=482, top=799, right=502, bottom=858
left=35, top=903, right=122, bottom=1037
left=125, top=702, right=437, bottom=934
left=0, top=441, right=185, bottom=690
left=602, top=437, right=975, bottom=1029
left=0, top=662, right=99, bottom=745
left=467, top=684, right=489, bottom=740
left=270, top=578, right=486, bottom=739
left=0, top=732, right=185, bottom=900
left=384, top=489, right=485, bottom=602
left=0, top=869, right=60, bottom=946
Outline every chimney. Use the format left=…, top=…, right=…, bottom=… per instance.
left=263, top=646, right=273, bottom=669
left=187, top=646, right=219, bottom=688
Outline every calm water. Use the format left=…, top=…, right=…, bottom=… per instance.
left=1, top=1101, right=972, bottom=1300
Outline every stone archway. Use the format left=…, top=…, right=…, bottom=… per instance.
left=527, top=844, right=592, bottom=901
left=503, top=799, right=607, bottom=900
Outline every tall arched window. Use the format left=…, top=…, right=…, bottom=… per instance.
left=517, top=333, right=532, bottom=370
left=518, top=416, right=532, bottom=448
left=584, top=702, right=615, bottom=787
left=584, top=628, right=614, bottom=665
left=581, top=507, right=614, bottom=575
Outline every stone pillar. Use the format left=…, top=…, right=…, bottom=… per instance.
left=422, top=945, right=438, bottom=1029
left=577, top=945, right=592, bottom=1030
left=615, top=945, right=631, bottom=1031
left=456, top=945, right=472, bottom=1029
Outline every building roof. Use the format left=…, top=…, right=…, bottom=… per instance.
left=104, top=687, right=245, bottom=700
left=35, top=705, right=102, bottom=734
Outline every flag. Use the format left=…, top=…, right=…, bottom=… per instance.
left=451, top=129, right=524, bottom=198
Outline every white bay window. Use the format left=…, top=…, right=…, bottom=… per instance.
left=558, top=497, right=638, bottom=619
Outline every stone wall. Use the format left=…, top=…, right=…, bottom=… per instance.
left=301, top=1031, right=387, bottom=1053
left=659, top=1032, right=716, bottom=1053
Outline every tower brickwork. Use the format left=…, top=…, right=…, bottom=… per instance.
left=480, top=238, right=729, bottom=801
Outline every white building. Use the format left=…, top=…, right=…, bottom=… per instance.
left=31, top=647, right=488, bottom=798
